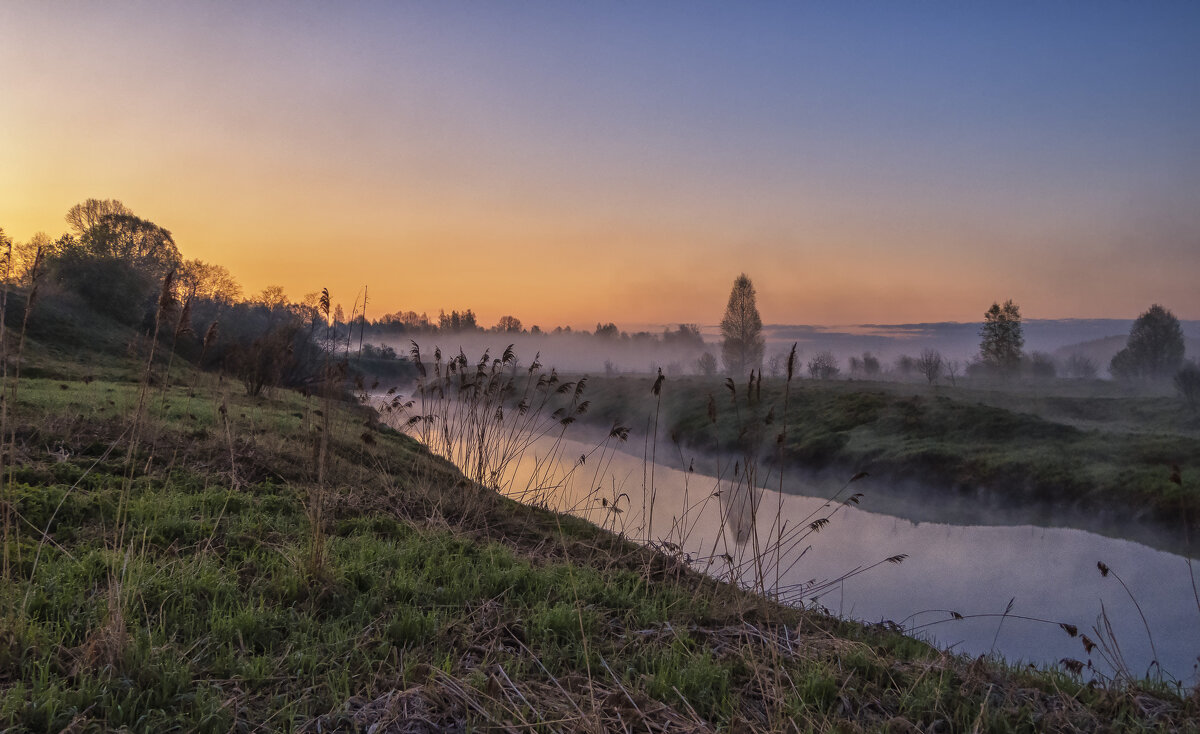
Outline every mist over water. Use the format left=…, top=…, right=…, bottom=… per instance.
left=381, top=330, right=710, bottom=376
left=379, top=318, right=1200, bottom=377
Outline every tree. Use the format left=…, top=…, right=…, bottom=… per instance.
left=177, top=259, right=242, bottom=304
left=979, top=300, right=1024, bottom=374
left=13, top=232, right=60, bottom=284
left=696, top=352, right=718, bottom=376
left=847, top=355, right=863, bottom=377
left=50, top=235, right=154, bottom=323
left=1027, top=351, right=1057, bottom=378
left=379, top=310, right=431, bottom=331
left=1175, top=362, right=1200, bottom=411
left=230, top=322, right=301, bottom=397
left=436, top=309, right=477, bottom=331
left=77, top=212, right=180, bottom=275
left=48, top=201, right=181, bottom=322
left=1063, top=353, right=1098, bottom=379
left=861, top=352, right=881, bottom=377
left=65, top=198, right=133, bottom=236
left=916, top=349, right=943, bottom=385
left=848, top=353, right=880, bottom=378
left=0, top=228, right=10, bottom=282
left=663, top=324, right=704, bottom=350
left=1109, top=304, right=1185, bottom=381
left=594, top=322, right=619, bottom=339
left=807, top=351, right=839, bottom=380
left=720, top=273, right=764, bottom=376
left=257, top=285, right=288, bottom=311
left=495, top=315, right=523, bottom=333
left=945, top=360, right=960, bottom=386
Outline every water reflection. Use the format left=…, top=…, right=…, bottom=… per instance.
left=486, top=428, right=1200, bottom=685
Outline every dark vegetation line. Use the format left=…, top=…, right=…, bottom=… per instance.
left=571, top=375, right=1200, bottom=535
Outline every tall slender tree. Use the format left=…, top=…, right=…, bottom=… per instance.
left=720, top=273, right=765, bottom=376
left=979, top=299, right=1024, bottom=374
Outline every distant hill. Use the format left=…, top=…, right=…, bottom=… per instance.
left=756, top=319, right=1200, bottom=367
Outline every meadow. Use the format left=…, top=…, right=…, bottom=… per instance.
left=0, top=301, right=1196, bottom=731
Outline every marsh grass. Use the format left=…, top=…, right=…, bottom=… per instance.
left=2, top=328, right=1198, bottom=731
left=1, top=241, right=45, bottom=585
left=386, top=344, right=953, bottom=717
left=386, top=347, right=952, bottom=665
left=390, top=346, right=1200, bottom=691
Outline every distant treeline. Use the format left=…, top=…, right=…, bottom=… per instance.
left=362, top=310, right=706, bottom=347
left=3, top=199, right=1194, bottom=399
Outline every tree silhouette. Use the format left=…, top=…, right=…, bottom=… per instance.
left=495, top=315, right=523, bottom=333
left=807, top=351, right=839, bottom=380
left=64, top=198, right=133, bottom=236
left=594, top=322, right=619, bottom=339
left=1110, top=304, right=1185, bottom=381
left=979, top=300, right=1024, bottom=374
left=46, top=200, right=182, bottom=323
left=1175, top=362, right=1200, bottom=410
left=720, top=274, right=764, bottom=376
left=257, top=285, right=288, bottom=311
left=916, top=349, right=943, bottom=385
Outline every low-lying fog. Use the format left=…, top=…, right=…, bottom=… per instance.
left=378, top=318, right=1200, bottom=378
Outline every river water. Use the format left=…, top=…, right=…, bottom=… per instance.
left=395, top=411, right=1200, bottom=685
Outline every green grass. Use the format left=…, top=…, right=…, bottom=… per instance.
left=580, top=375, right=1200, bottom=530
left=1, top=366, right=1197, bottom=731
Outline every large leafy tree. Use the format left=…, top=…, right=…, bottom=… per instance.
left=979, top=300, right=1024, bottom=374
left=49, top=199, right=182, bottom=322
left=63, top=199, right=180, bottom=276
left=720, top=273, right=764, bottom=376
left=1109, top=304, right=1185, bottom=381
left=76, top=212, right=180, bottom=276
left=64, top=198, right=133, bottom=235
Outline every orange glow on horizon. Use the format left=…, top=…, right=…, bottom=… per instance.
left=2, top=3, right=1198, bottom=328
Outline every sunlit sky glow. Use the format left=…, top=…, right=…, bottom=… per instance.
left=2, top=1, right=1198, bottom=328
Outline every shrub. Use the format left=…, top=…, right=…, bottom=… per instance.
left=1175, top=362, right=1200, bottom=410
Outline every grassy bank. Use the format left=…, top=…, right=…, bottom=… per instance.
left=0, top=363, right=1196, bottom=729
left=576, top=375, right=1200, bottom=531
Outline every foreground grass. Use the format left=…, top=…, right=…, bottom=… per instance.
left=2, top=375, right=1197, bottom=732
left=579, top=375, right=1200, bottom=532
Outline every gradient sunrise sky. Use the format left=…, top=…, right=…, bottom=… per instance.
left=2, top=2, right=1198, bottom=328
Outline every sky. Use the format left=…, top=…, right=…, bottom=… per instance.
left=2, top=1, right=1198, bottom=329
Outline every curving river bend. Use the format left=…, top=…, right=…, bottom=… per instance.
left=397, top=412, right=1200, bottom=685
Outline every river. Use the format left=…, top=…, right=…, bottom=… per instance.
left=391, top=407, right=1200, bottom=685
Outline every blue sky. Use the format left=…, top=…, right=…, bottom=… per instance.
left=2, top=1, right=1198, bottom=325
